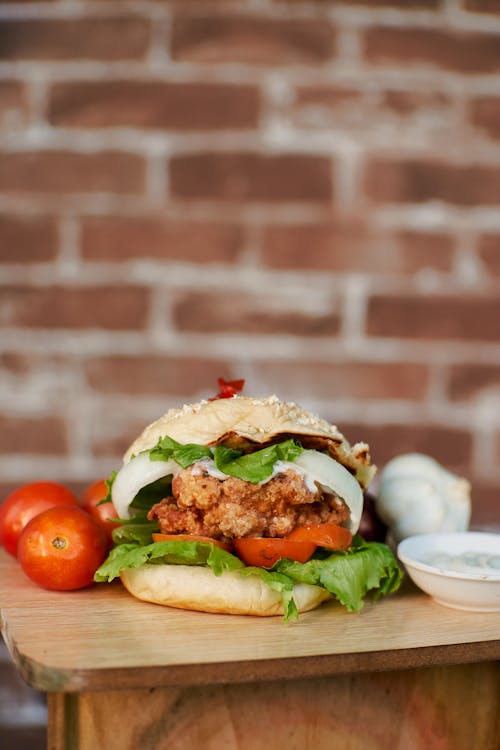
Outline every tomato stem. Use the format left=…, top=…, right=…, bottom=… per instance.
left=51, top=536, right=67, bottom=550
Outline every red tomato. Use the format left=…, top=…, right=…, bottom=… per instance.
left=287, top=523, right=353, bottom=551
left=18, top=506, right=108, bottom=591
left=233, top=537, right=316, bottom=568
left=0, top=482, right=79, bottom=558
left=152, top=533, right=232, bottom=552
left=81, top=479, right=119, bottom=542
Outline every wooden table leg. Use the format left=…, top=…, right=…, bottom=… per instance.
left=46, top=662, right=500, bottom=750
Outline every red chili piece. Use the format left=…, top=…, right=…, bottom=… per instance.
left=209, top=377, right=245, bottom=400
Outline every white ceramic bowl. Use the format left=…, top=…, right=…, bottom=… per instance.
left=397, top=532, right=500, bottom=612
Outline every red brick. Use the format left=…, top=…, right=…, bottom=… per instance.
left=364, top=159, right=500, bottom=206
left=465, top=0, right=500, bottom=13
left=0, top=286, right=149, bottom=330
left=295, top=86, right=362, bottom=109
left=171, top=15, right=336, bottom=65
left=170, top=152, right=333, bottom=203
left=290, top=85, right=452, bottom=130
left=0, top=352, right=70, bottom=379
left=0, top=151, right=145, bottom=195
left=466, top=482, right=500, bottom=530
left=367, top=294, right=500, bottom=342
left=0, top=416, right=67, bottom=455
left=0, top=18, right=150, bottom=61
left=0, top=215, right=58, bottom=262
left=261, top=223, right=454, bottom=273
left=316, top=0, right=439, bottom=5
left=90, top=416, right=154, bottom=458
left=340, top=422, right=472, bottom=476
left=495, top=435, right=500, bottom=470
left=253, top=361, right=429, bottom=401
left=172, top=291, right=340, bottom=336
left=84, top=356, right=232, bottom=396
left=48, top=81, right=260, bottom=131
left=0, top=352, right=33, bottom=375
left=469, top=97, right=500, bottom=140
left=381, top=90, right=451, bottom=116
left=273, top=0, right=438, bottom=4
left=363, top=27, right=500, bottom=74
left=394, top=231, right=455, bottom=271
left=478, top=234, right=500, bottom=276
left=0, top=81, right=29, bottom=127
left=447, top=364, right=500, bottom=401
left=290, top=86, right=365, bottom=128
left=81, top=216, right=243, bottom=263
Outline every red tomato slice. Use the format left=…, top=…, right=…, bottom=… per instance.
left=233, top=537, right=316, bottom=568
left=287, top=523, right=352, bottom=551
left=152, top=533, right=232, bottom=552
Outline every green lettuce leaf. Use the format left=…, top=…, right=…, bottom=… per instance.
left=213, top=439, right=303, bottom=483
left=111, top=521, right=158, bottom=547
left=275, top=537, right=403, bottom=612
left=94, top=540, right=245, bottom=583
left=94, top=536, right=402, bottom=622
left=149, top=434, right=303, bottom=483
left=148, top=435, right=212, bottom=467
left=129, top=476, right=172, bottom=512
left=239, top=566, right=298, bottom=621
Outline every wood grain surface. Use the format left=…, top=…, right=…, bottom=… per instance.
left=1, top=550, right=499, bottom=693
left=47, top=663, right=500, bottom=750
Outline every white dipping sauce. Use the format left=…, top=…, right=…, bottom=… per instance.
left=423, top=551, right=500, bottom=575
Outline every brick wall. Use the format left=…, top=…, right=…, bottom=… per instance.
left=0, top=3, right=499, bottom=741
left=0, top=0, right=500, bottom=534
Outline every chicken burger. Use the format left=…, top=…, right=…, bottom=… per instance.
left=95, top=393, right=402, bottom=618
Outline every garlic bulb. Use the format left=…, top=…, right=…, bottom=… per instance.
left=375, top=453, right=471, bottom=543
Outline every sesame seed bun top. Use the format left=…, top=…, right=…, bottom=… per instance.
left=124, top=395, right=375, bottom=489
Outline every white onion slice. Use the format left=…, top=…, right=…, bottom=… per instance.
left=293, top=450, right=363, bottom=533
left=112, top=453, right=182, bottom=520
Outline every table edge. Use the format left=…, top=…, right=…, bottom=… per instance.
left=8, top=634, right=500, bottom=693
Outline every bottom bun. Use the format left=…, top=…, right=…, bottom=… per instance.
left=120, top=564, right=331, bottom=616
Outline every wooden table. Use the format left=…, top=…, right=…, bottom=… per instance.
left=1, top=549, right=499, bottom=750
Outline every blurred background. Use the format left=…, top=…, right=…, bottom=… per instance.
left=1, top=0, right=500, bottom=743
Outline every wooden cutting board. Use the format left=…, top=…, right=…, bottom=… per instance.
left=0, top=550, right=499, bottom=693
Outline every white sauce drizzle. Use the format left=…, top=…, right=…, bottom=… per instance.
left=259, top=460, right=318, bottom=492
left=189, top=458, right=228, bottom=481
left=189, top=458, right=319, bottom=493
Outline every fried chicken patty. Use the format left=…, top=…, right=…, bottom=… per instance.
left=148, top=466, right=350, bottom=541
